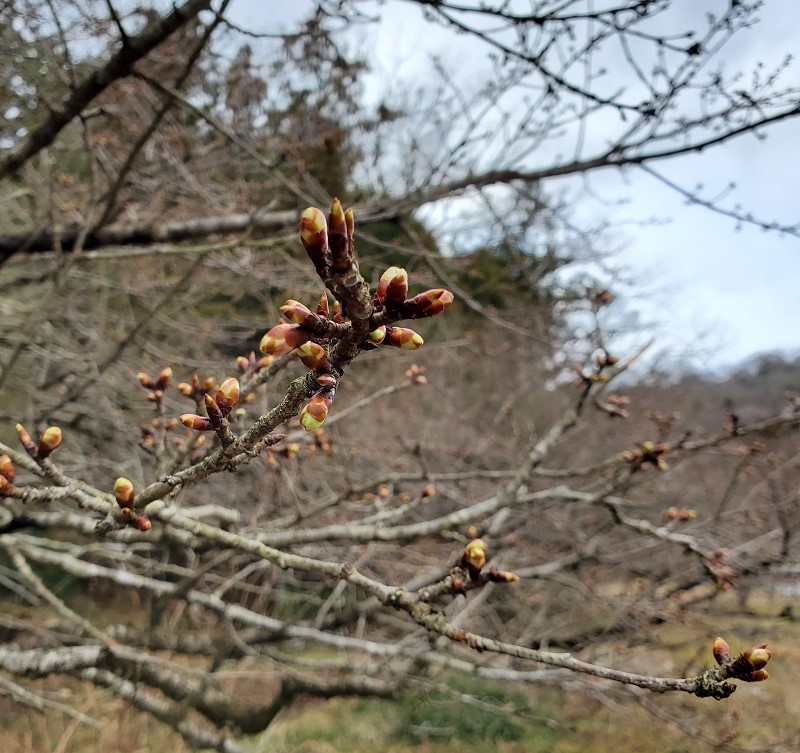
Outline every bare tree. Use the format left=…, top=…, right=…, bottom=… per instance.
left=0, top=1, right=799, bottom=749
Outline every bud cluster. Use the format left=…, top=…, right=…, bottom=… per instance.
left=665, top=506, right=697, bottom=523
left=112, top=477, right=151, bottom=531
left=137, top=367, right=172, bottom=412
left=622, top=440, right=669, bottom=472
left=15, top=423, right=63, bottom=463
left=712, top=637, right=772, bottom=683
left=180, top=377, right=240, bottom=445
left=178, top=374, right=219, bottom=406
left=236, top=350, right=274, bottom=376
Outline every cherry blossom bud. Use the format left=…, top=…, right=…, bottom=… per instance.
left=15, top=423, right=36, bottom=456
left=259, top=323, right=312, bottom=356
left=0, top=454, right=14, bottom=483
left=713, top=637, right=732, bottom=665
left=37, top=427, right=62, bottom=457
left=296, top=341, right=330, bottom=371
left=300, top=207, right=329, bottom=273
left=367, top=326, right=387, bottom=345
left=180, top=414, right=214, bottom=431
left=114, top=477, right=135, bottom=507
left=215, top=378, right=240, bottom=415
left=385, top=326, right=423, bottom=350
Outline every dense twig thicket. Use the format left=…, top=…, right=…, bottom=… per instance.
left=1, top=1, right=799, bottom=749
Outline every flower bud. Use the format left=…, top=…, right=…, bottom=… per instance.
left=37, top=427, right=62, bottom=457
left=344, top=207, right=354, bottom=238
left=367, top=326, right=387, bottom=345
left=299, top=207, right=329, bottom=273
left=0, top=454, right=14, bottom=483
left=384, top=326, right=423, bottom=350
left=299, top=388, right=334, bottom=432
left=743, top=645, right=771, bottom=671
left=296, top=341, right=330, bottom=371
left=280, top=299, right=316, bottom=326
left=114, top=477, right=135, bottom=507
left=461, top=539, right=487, bottom=577
left=180, top=414, right=214, bottom=431
left=712, top=637, right=732, bottom=665
left=402, top=288, right=454, bottom=318
left=317, top=292, right=330, bottom=318
left=157, top=367, right=173, bottom=389
left=178, top=382, right=193, bottom=396
left=15, top=423, right=36, bottom=456
left=259, top=323, right=312, bottom=356
left=327, top=198, right=349, bottom=265
left=215, top=377, right=240, bottom=415
left=375, top=266, right=407, bottom=307
left=201, top=376, right=217, bottom=393
left=133, top=515, right=152, bottom=532
left=316, top=373, right=337, bottom=389
left=746, top=669, right=769, bottom=682
left=137, top=372, right=155, bottom=389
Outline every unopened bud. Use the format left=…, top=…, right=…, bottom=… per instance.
left=201, top=376, right=217, bottom=393
left=421, top=484, right=435, bottom=498
left=280, top=299, right=316, bottom=326
left=296, top=341, right=330, bottom=371
left=133, top=515, right=152, bottom=532
left=375, top=266, right=408, bottom=307
left=299, top=207, right=329, bottom=273
left=157, top=367, right=173, bottom=389
left=114, top=477, right=135, bottom=507
left=180, top=414, right=214, bottom=431
left=215, top=378, right=240, bottom=415
left=178, top=382, right=193, bottom=396
left=367, top=326, right=387, bottom=345
left=461, top=539, right=487, bottom=576
left=385, top=326, right=423, bottom=350
left=316, top=373, right=337, bottom=389
left=713, top=637, right=732, bottom=665
left=402, top=288, right=454, bottom=318
left=137, top=372, right=155, bottom=389
left=486, top=570, right=521, bottom=583
left=15, top=423, right=36, bottom=455
left=259, top=323, right=312, bottom=356
left=37, top=427, right=62, bottom=457
left=0, top=454, right=14, bottom=483
left=299, top=389, right=334, bottom=432
left=743, top=645, right=771, bottom=671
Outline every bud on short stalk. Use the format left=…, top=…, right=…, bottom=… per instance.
left=37, top=427, right=62, bottom=457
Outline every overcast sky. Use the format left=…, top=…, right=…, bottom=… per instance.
left=229, top=0, right=800, bottom=371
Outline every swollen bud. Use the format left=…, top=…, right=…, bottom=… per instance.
left=296, top=341, right=330, bottom=371
left=743, top=645, right=771, bottom=671
left=367, top=326, right=387, bottom=345
left=133, top=515, right=152, bottom=532
left=713, top=637, right=732, bottom=665
left=280, top=299, right=316, bottom=326
left=375, top=266, right=408, bottom=307
left=299, top=388, right=334, bottom=432
left=157, top=367, right=173, bottom=389
left=180, top=414, right=214, bottom=431
left=316, top=292, right=330, bottom=318
left=215, top=378, right=240, bottom=415
left=0, top=454, right=14, bottom=484
left=137, top=372, right=156, bottom=389
left=114, top=477, right=135, bottom=507
left=37, top=427, right=62, bottom=458
left=461, top=539, right=487, bottom=578
left=385, top=326, right=424, bottom=350
left=403, top=289, right=454, bottom=318
left=300, top=207, right=329, bottom=273
left=259, top=323, right=313, bottom=356
left=15, top=423, right=36, bottom=456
